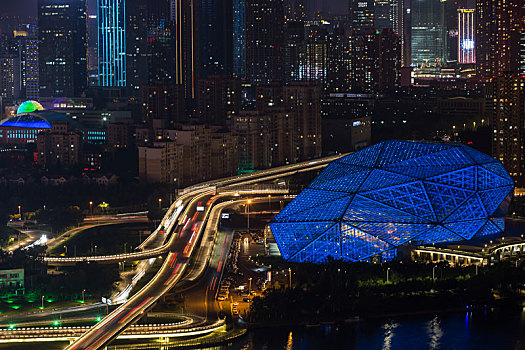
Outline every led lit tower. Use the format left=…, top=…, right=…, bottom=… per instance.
left=411, top=0, right=446, bottom=69
left=98, top=0, right=126, bottom=87
left=457, top=9, right=475, bottom=64
left=38, top=0, right=88, bottom=97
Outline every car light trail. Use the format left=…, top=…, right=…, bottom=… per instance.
left=118, top=297, right=153, bottom=325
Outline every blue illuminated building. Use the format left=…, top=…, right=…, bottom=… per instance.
left=98, top=0, right=126, bottom=87
left=270, top=141, right=514, bottom=263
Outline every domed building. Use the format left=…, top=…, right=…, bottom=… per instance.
left=270, top=140, right=514, bottom=263
left=16, top=100, right=44, bottom=114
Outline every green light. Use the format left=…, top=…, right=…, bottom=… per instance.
left=17, top=100, right=44, bottom=114
left=39, top=306, right=44, bottom=310
left=53, top=321, right=60, bottom=326
left=96, top=316, right=102, bottom=322
left=46, top=299, right=54, bottom=303
left=8, top=325, right=14, bottom=330
left=5, top=300, right=13, bottom=304
left=76, top=300, right=84, bottom=304
left=11, top=305, right=20, bottom=310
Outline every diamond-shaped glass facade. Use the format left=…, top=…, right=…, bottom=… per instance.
left=270, top=141, right=514, bottom=263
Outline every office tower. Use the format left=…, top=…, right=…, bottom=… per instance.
left=489, top=74, right=525, bottom=186
left=349, top=0, right=374, bottom=32
left=397, top=0, right=411, bottom=67
left=200, top=0, right=233, bottom=78
left=0, top=57, right=20, bottom=105
left=25, top=25, right=39, bottom=100
left=326, top=27, right=350, bottom=93
left=284, top=21, right=305, bottom=83
left=476, top=0, right=523, bottom=80
left=246, top=0, right=285, bottom=85
left=411, top=0, right=446, bottom=69
left=232, top=0, right=246, bottom=78
left=457, top=9, right=475, bottom=64
left=171, top=0, right=198, bottom=101
left=98, top=0, right=126, bottom=87
left=302, top=22, right=329, bottom=83
left=128, top=0, right=176, bottom=96
left=374, top=0, right=398, bottom=31
left=38, top=0, right=88, bottom=97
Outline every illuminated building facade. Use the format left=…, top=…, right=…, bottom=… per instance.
left=271, top=141, right=514, bottom=263
left=411, top=0, right=446, bottom=69
left=476, top=0, right=523, bottom=80
left=232, top=0, right=246, bottom=78
left=349, top=0, right=374, bottom=32
left=38, top=0, right=88, bottom=97
left=489, top=74, right=525, bottom=186
left=98, top=0, right=126, bottom=86
left=457, top=9, right=475, bottom=64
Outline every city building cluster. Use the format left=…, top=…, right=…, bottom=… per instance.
left=0, top=0, right=522, bottom=188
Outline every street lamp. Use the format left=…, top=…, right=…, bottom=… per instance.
left=268, top=195, right=271, bottom=210
left=386, top=267, right=391, bottom=283
left=288, top=267, right=292, bottom=289
left=248, top=277, right=252, bottom=294
left=158, top=198, right=162, bottom=208
left=94, top=245, right=98, bottom=255
left=82, top=289, right=86, bottom=303
left=41, top=295, right=44, bottom=310
left=89, top=201, right=93, bottom=215
left=432, top=265, right=437, bottom=281
left=64, top=246, right=68, bottom=255
left=18, top=205, right=21, bottom=216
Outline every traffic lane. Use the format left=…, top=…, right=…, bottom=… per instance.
left=66, top=196, right=214, bottom=349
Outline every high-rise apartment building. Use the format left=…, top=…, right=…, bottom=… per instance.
left=476, top=0, right=523, bottom=80
left=489, top=74, right=525, bottom=186
left=98, top=0, right=126, bottom=87
left=38, top=0, right=88, bottom=97
left=24, top=25, right=39, bottom=100
left=458, top=9, right=475, bottom=64
left=246, top=0, right=285, bottom=85
left=197, top=75, right=242, bottom=125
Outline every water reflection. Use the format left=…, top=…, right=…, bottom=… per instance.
left=381, top=321, right=399, bottom=350
left=427, top=316, right=443, bottom=350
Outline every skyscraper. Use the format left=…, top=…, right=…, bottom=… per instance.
left=397, top=0, right=411, bottom=68
left=489, top=74, right=525, bottom=185
left=232, top=0, right=246, bottom=78
left=374, top=0, right=398, bottom=31
left=411, top=0, right=446, bottom=69
left=38, top=0, right=88, bottom=97
left=98, top=0, right=126, bottom=87
left=349, top=0, right=374, bottom=32
left=457, top=9, right=475, bottom=64
left=200, top=0, right=233, bottom=78
left=171, top=0, right=198, bottom=101
left=476, top=0, right=523, bottom=80
left=246, top=0, right=285, bottom=85
left=25, top=25, right=39, bottom=100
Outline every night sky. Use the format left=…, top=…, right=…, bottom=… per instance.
left=1, top=0, right=347, bottom=18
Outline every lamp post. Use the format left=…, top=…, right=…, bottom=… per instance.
left=386, top=267, right=391, bottom=283
left=82, top=289, right=86, bottom=303
left=18, top=205, right=21, bottom=217
left=248, top=277, right=252, bottom=294
left=158, top=198, right=162, bottom=208
left=268, top=195, right=271, bottom=210
left=89, top=201, right=93, bottom=215
left=41, top=295, right=44, bottom=310
left=247, top=199, right=252, bottom=235
left=288, top=267, right=292, bottom=289
left=64, top=246, right=68, bottom=255
left=432, top=265, right=437, bottom=281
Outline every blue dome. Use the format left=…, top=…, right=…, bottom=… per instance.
left=270, top=141, right=514, bottom=263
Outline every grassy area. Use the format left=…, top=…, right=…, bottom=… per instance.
left=49, top=222, right=154, bottom=257
left=0, top=296, right=99, bottom=319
